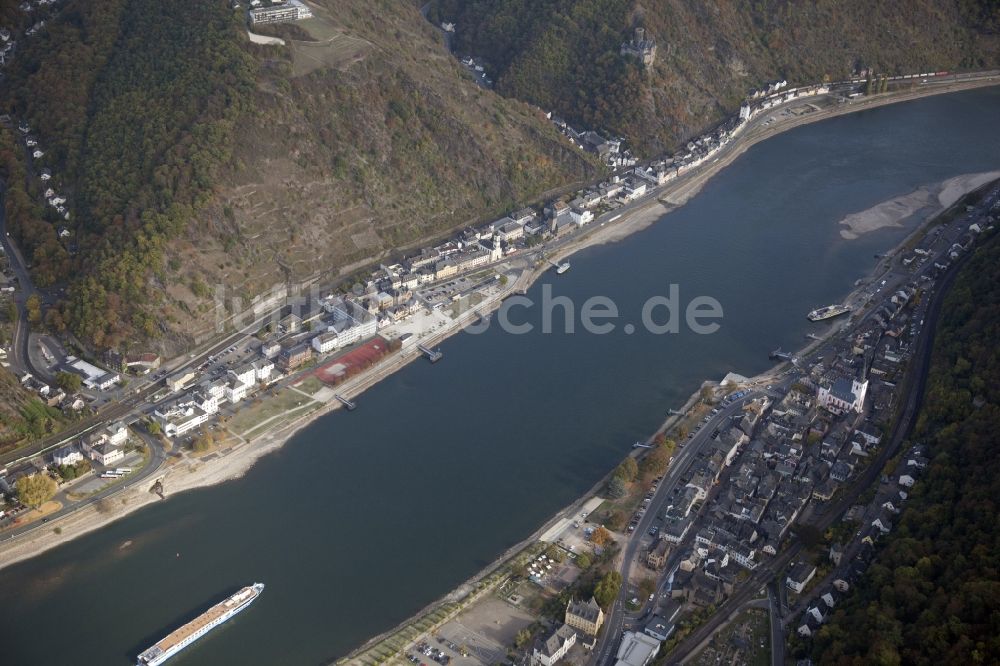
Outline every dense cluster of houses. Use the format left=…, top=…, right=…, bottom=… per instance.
left=157, top=296, right=378, bottom=437
left=643, top=296, right=924, bottom=616
left=653, top=357, right=888, bottom=611
left=793, top=443, right=929, bottom=639
left=0, top=419, right=131, bottom=508
left=642, top=192, right=999, bottom=636
left=155, top=357, right=275, bottom=437
left=16, top=370, right=81, bottom=412
left=545, top=75, right=828, bottom=176
left=362, top=161, right=673, bottom=310
left=547, top=117, right=637, bottom=170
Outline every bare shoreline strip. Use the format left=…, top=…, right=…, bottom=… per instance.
left=0, top=77, right=997, bottom=573
left=839, top=170, right=1000, bottom=239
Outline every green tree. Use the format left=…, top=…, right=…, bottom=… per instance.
left=639, top=577, right=656, bottom=599
left=16, top=473, right=57, bottom=510
left=55, top=371, right=82, bottom=393
left=607, top=476, right=626, bottom=498
left=575, top=553, right=592, bottom=570
left=191, top=432, right=214, bottom=452
left=544, top=545, right=565, bottom=563
left=147, top=420, right=161, bottom=435
left=605, top=510, right=627, bottom=531
left=25, top=294, right=42, bottom=326
left=593, top=571, right=623, bottom=609
left=615, top=456, right=639, bottom=482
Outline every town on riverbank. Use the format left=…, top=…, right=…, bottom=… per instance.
left=0, top=62, right=997, bottom=570
left=336, top=179, right=1000, bottom=666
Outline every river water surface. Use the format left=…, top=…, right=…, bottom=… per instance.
left=1, top=87, right=998, bottom=665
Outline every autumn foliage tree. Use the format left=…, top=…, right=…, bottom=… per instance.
left=16, top=473, right=57, bottom=510
left=590, top=526, right=612, bottom=548
left=615, top=456, right=639, bottom=482
left=640, top=436, right=676, bottom=477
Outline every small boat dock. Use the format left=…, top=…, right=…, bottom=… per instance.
left=417, top=344, right=443, bottom=363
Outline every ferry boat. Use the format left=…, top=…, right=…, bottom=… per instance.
left=137, top=583, right=264, bottom=665
left=807, top=304, right=851, bottom=321
left=555, top=262, right=570, bottom=274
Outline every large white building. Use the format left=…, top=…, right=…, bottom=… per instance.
left=312, top=331, right=340, bottom=354
left=91, top=444, right=124, bottom=466
left=248, top=0, right=312, bottom=25
left=817, top=377, right=868, bottom=415
left=253, top=358, right=275, bottom=382
left=81, top=430, right=126, bottom=466
left=614, top=631, right=660, bottom=666
left=229, top=363, right=257, bottom=389
left=570, top=207, right=594, bottom=226
left=531, top=624, right=576, bottom=666
left=154, top=392, right=219, bottom=437
left=52, top=445, right=83, bottom=467
left=106, top=421, right=129, bottom=447
left=225, top=380, right=250, bottom=404
left=324, top=297, right=377, bottom=347
left=66, top=356, right=120, bottom=391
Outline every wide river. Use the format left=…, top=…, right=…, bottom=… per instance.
left=1, top=87, right=999, bottom=665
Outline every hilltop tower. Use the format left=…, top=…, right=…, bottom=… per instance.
left=621, top=27, right=657, bottom=67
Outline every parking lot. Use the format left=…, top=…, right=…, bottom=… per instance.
left=539, top=496, right=605, bottom=552
left=428, top=597, right=535, bottom=666
left=64, top=449, right=145, bottom=498
left=418, top=271, right=500, bottom=310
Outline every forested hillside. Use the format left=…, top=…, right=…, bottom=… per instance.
left=0, top=0, right=596, bottom=350
left=809, top=231, right=1000, bottom=664
left=2, top=0, right=998, bottom=351
left=3, top=0, right=256, bottom=348
left=0, top=367, right=65, bottom=457
left=430, top=0, right=1000, bottom=154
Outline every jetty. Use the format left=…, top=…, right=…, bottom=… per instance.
left=417, top=344, right=443, bottom=363
left=769, top=348, right=794, bottom=361
left=334, top=394, right=357, bottom=410
left=544, top=257, right=571, bottom=274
